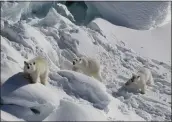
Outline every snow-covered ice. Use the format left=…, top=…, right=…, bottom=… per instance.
left=1, top=110, right=25, bottom=121
left=44, top=99, right=107, bottom=121
left=57, top=70, right=111, bottom=109
left=0, top=1, right=171, bottom=121
left=85, top=2, right=171, bottom=30
left=88, top=18, right=171, bottom=65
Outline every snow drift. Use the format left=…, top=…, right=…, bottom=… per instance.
left=57, top=70, right=110, bottom=109
left=1, top=1, right=171, bottom=30
left=1, top=1, right=171, bottom=121
left=65, top=1, right=171, bottom=29
left=1, top=110, right=25, bottom=121
left=44, top=99, right=107, bottom=121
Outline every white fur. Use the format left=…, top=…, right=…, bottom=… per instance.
left=72, top=56, right=103, bottom=82
left=125, top=67, right=154, bottom=94
left=24, top=56, right=49, bottom=85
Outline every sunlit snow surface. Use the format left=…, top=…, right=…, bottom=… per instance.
left=86, top=2, right=171, bottom=30
left=0, top=2, right=171, bottom=121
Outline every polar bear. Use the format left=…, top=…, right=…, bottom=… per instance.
left=23, top=56, right=49, bottom=85
left=72, top=56, right=103, bottom=82
left=125, top=67, right=154, bottom=94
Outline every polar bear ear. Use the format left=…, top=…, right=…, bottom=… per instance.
left=78, top=58, right=83, bottom=63
left=137, top=75, right=140, bottom=80
left=24, top=61, right=27, bottom=65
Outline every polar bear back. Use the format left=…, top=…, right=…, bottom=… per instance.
left=29, top=56, right=48, bottom=74
left=86, top=57, right=100, bottom=73
left=137, top=68, right=152, bottom=84
left=78, top=57, right=100, bottom=76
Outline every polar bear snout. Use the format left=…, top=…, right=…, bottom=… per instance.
left=125, top=79, right=133, bottom=86
left=72, top=58, right=78, bottom=65
left=73, top=61, right=76, bottom=65
left=125, top=76, right=134, bottom=85
left=125, top=81, right=130, bottom=86
left=72, top=58, right=82, bottom=66
left=24, top=61, right=36, bottom=73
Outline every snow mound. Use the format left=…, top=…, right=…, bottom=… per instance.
left=87, top=19, right=104, bottom=36
left=1, top=2, right=30, bottom=24
left=88, top=18, right=171, bottom=64
left=1, top=72, right=60, bottom=115
left=44, top=99, right=107, bottom=121
left=1, top=2, right=171, bottom=121
left=1, top=36, right=24, bottom=84
left=1, top=104, right=56, bottom=121
left=1, top=21, right=60, bottom=71
left=57, top=70, right=111, bottom=109
left=38, top=7, right=75, bottom=30
left=1, top=110, right=25, bottom=121
left=56, top=3, right=75, bottom=22
left=106, top=98, right=145, bottom=121
left=86, top=2, right=171, bottom=30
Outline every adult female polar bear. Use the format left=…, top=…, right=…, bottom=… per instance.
left=24, top=56, right=49, bottom=85
left=125, top=67, right=154, bottom=94
left=72, top=56, right=103, bottom=82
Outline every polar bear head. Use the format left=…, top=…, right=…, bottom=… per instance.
left=73, top=58, right=80, bottom=65
left=24, top=61, right=36, bottom=74
left=125, top=74, right=140, bottom=86
left=72, top=57, right=88, bottom=68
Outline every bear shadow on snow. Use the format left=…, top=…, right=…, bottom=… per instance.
left=1, top=72, right=32, bottom=97
left=1, top=72, right=44, bottom=116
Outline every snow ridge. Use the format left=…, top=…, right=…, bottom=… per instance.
left=0, top=2, right=171, bottom=121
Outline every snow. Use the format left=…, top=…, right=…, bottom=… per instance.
left=88, top=18, right=171, bottom=65
left=1, top=2, right=30, bottom=24
left=44, top=99, right=107, bottom=121
left=1, top=110, right=25, bottom=121
left=57, top=70, right=110, bottom=109
left=1, top=1, right=171, bottom=121
left=1, top=73, right=60, bottom=108
left=85, top=2, right=171, bottom=30
left=56, top=3, right=75, bottom=22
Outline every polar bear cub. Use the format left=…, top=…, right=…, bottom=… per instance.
left=72, top=56, right=103, bottom=82
left=125, top=67, right=154, bottom=94
left=24, top=56, right=49, bottom=85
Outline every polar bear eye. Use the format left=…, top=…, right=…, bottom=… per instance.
left=33, top=62, right=35, bottom=65
left=79, top=58, right=81, bottom=61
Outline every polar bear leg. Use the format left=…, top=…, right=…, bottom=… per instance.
left=40, top=70, right=48, bottom=85
left=72, top=66, right=79, bottom=71
left=140, top=84, right=146, bottom=94
left=148, top=75, right=154, bottom=86
left=31, top=72, right=40, bottom=83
